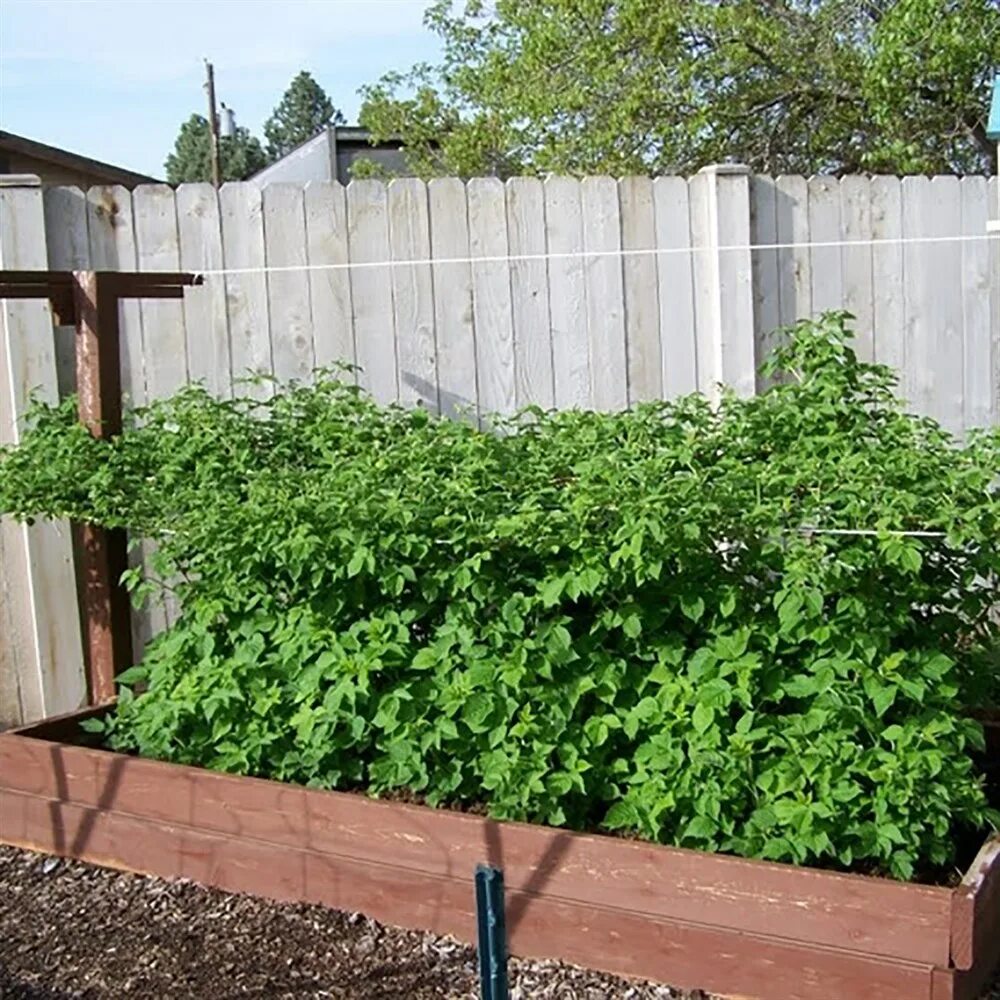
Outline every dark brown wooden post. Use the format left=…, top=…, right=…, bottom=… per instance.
left=72, top=271, right=133, bottom=703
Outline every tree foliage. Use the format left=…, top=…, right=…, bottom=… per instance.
left=359, top=0, right=1000, bottom=177
left=164, top=114, right=268, bottom=184
left=264, top=71, right=345, bottom=161
left=2, top=315, right=999, bottom=881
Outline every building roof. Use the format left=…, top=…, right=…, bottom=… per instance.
left=0, top=130, right=159, bottom=186
left=248, top=125, right=406, bottom=186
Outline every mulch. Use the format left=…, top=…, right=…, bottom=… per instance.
left=0, top=846, right=700, bottom=999
left=1, top=844, right=998, bottom=1000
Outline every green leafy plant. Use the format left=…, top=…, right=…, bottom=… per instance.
left=2, top=313, right=998, bottom=881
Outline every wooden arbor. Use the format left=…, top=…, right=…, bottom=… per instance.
left=0, top=270, right=202, bottom=704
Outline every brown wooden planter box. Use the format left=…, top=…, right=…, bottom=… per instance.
left=1, top=708, right=998, bottom=1000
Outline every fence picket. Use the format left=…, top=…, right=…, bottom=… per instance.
left=43, top=186, right=89, bottom=398
left=619, top=177, right=660, bottom=403
left=429, top=178, right=477, bottom=419
left=0, top=180, right=86, bottom=722
left=134, top=185, right=188, bottom=401
left=653, top=177, right=697, bottom=397
left=347, top=180, right=397, bottom=403
left=506, top=177, right=553, bottom=410
left=545, top=177, right=589, bottom=409
left=264, top=184, right=314, bottom=384
left=305, top=182, right=355, bottom=374
left=839, top=176, right=874, bottom=361
left=902, top=177, right=964, bottom=433
left=220, top=182, right=272, bottom=394
left=468, top=178, right=515, bottom=417
left=388, top=179, right=437, bottom=409
left=177, top=184, right=231, bottom=397
left=750, top=176, right=781, bottom=380
left=807, top=177, right=843, bottom=316
left=86, top=186, right=145, bottom=407
left=960, top=177, right=992, bottom=430
left=581, top=177, right=628, bottom=410
left=871, top=177, right=904, bottom=374
left=774, top=175, right=811, bottom=328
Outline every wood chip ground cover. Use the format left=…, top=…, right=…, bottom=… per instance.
left=0, top=847, right=710, bottom=999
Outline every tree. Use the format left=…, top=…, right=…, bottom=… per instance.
left=358, top=0, right=1000, bottom=177
left=264, top=71, right=345, bottom=160
left=164, top=114, right=268, bottom=184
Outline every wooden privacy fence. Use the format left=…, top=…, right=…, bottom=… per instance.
left=1, top=167, right=999, bottom=726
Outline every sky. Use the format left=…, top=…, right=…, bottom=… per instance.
left=0, top=0, right=442, bottom=179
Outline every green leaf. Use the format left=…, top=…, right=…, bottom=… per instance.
left=692, top=702, right=714, bottom=734
left=346, top=548, right=367, bottom=577
left=870, top=684, right=897, bottom=718
left=463, top=693, right=493, bottom=732
left=683, top=815, right=716, bottom=840
left=114, top=665, right=148, bottom=687
left=540, top=576, right=566, bottom=607
left=680, top=594, right=705, bottom=623
left=604, top=801, right=638, bottom=830
left=622, top=613, right=642, bottom=639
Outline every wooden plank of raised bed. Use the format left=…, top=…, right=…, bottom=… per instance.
left=0, top=732, right=954, bottom=966
left=0, top=785, right=937, bottom=1000
left=950, top=836, right=1000, bottom=992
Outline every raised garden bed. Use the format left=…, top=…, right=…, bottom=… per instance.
left=2, top=707, right=998, bottom=1000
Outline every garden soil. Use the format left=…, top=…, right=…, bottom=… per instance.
left=0, top=845, right=997, bottom=1000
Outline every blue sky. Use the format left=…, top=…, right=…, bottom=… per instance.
left=0, top=0, right=442, bottom=178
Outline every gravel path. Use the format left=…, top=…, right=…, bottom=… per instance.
left=1, top=844, right=997, bottom=1000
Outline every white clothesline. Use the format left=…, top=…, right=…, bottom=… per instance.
left=192, top=231, right=999, bottom=280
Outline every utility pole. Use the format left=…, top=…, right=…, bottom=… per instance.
left=205, top=59, right=222, bottom=189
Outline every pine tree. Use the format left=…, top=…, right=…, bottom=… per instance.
left=264, top=71, right=345, bottom=161
left=164, top=114, right=268, bottom=185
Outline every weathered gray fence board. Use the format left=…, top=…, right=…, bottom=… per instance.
left=620, top=176, right=660, bottom=403
left=544, top=176, right=590, bottom=409
left=346, top=180, right=397, bottom=404
left=220, top=183, right=272, bottom=394
left=653, top=176, right=698, bottom=398
left=177, top=183, right=231, bottom=398
left=428, top=178, right=477, bottom=418
left=304, top=181, right=355, bottom=375
left=388, top=178, right=437, bottom=410
left=468, top=178, right=515, bottom=416
left=0, top=179, right=85, bottom=726
left=264, top=184, right=314, bottom=384
left=506, top=177, right=553, bottom=411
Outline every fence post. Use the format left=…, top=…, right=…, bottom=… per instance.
left=689, top=163, right=757, bottom=399
left=0, top=175, right=86, bottom=725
